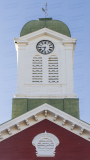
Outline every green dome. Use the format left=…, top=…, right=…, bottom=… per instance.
left=20, top=18, right=71, bottom=37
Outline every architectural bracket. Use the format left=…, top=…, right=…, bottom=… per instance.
left=62, top=119, right=66, bottom=126
left=45, top=110, right=47, bottom=117
left=54, top=114, right=58, bottom=121
left=16, top=123, right=21, bottom=130
left=0, top=132, right=3, bottom=139
left=80, top=128, right=84, bottom=135
left=71, top=123, right=75, bottom=130
left=25, top=119, right=29, bottom=125
left=34, top=115, right=38, bottom=121
left=7, top=128, right=12, bottom=135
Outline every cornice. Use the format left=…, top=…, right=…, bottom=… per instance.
left=14, top=28, right=77, bottom=43
left=0, top=103, right=90, bottom=142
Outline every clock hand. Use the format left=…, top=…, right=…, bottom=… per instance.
left=43, top=47, right=46, bottom=50
left=40, top=47, right=46, bottom=50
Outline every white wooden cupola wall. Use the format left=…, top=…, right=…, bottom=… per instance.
left=14, top=28, right=76, bottom=98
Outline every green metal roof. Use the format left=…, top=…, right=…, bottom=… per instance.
left=20, top=18, right=71, bottom=37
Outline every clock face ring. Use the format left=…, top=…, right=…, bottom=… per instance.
left=36, top=40, right=54, bottom=54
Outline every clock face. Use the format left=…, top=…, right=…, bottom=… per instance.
left=36, top=40, right=54, bottom=54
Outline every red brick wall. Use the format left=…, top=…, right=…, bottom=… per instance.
left=0, top=119, right=90, bottom=160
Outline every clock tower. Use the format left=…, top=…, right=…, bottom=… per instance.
left=1, top=17, right=90, bottom=160
left=12, top=18, right=79, bottom=119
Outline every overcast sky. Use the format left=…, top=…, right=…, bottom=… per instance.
left=0, top=0, right=90, bottom=124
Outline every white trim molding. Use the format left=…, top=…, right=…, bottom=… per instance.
left=0, top=103, right=90, bottom=142
left=14, top=28, right=77, bottom=45
left=32, top=131, right=59, bottom=157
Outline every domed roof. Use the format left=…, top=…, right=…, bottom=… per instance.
left=20, top=18, right=71, bottom=37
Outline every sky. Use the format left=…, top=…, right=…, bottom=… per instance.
left=0, top=0, right=90, bottom=124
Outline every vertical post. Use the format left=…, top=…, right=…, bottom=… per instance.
left=45, top=3, right=47, bottom=18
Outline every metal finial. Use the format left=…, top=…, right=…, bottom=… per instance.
left=42, top=3, right=48, bottom=18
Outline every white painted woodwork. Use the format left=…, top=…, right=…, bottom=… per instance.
left=14, top=28, right=77, bottom=98
left=32, top=131, right=59, bottom=157
left=0, top=103, right=90, bottom=142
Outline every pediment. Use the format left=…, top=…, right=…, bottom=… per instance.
left=0, top=103, right=90, bottom=142
left=14, top=28, right=77, bottom=45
